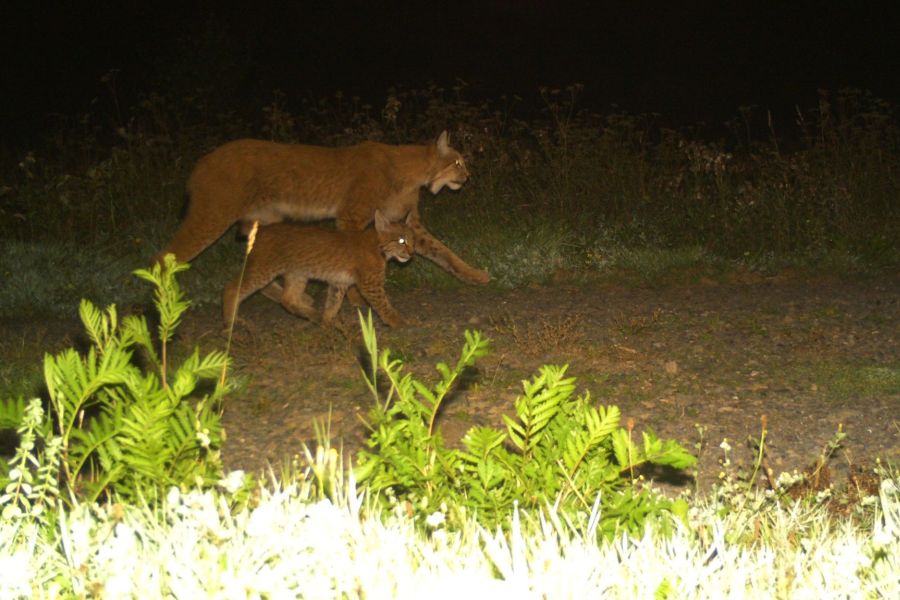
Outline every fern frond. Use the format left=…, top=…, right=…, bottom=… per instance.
left=641, top=430, right=698, bottom=469
left=44, top=345, right=135, bottom=439
left=134, top=255, right=191, bottom=343
left=79, top=300, right=119, bottom=355
left=121, top=314, right=159, bottom=367
left=503, top=414, right=526, bottom=450
left=509, top=365, right=574, bottom=455
left=611, top=428, right=637, bottom=470
left=461, top=426, right=507, bottom=460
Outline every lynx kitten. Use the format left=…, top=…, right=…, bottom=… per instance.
left=223, top=211, right=414, bottom=328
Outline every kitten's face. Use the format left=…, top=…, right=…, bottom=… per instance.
left=378, top=221, right=415, bottom=263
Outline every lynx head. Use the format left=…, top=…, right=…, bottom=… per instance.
left=427, top=130, right=470, bottom=194
left=374, top=210, right=415, bottom=263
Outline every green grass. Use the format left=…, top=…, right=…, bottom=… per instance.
left=0, top=349, right=43, bottom=402
left=0, top=240, right=146, bottom=317
left=809, top=363, right=900, bottom=401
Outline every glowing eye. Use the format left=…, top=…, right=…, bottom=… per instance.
left=399, top=237, right=406, bottom=244
left=455, top=159, right=462, bottom=167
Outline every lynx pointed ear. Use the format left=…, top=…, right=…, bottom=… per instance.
left=436, top=130, right=451, bottom=155
left=404, top=211, right=414, bottom=226
left=374, top=209, right=389, bottom=231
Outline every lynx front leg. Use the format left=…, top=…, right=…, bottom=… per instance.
left=322, top=286, right=348, bottom=326
left=412, top=223, right=490, bottom=285
left=357, top=279, right=405, bottom=327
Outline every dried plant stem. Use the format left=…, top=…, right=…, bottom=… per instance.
left=220, top=221, right=258, bottom=390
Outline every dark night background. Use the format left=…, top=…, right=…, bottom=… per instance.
left=2, top=1, right=899, bottom=146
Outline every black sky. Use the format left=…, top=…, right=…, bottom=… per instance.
left=3, top=1, right=899, bottom=144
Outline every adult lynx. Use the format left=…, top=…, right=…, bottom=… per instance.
left=223, top=211, right=414, bottom=328
left=155, top=131, right=488, bottom=285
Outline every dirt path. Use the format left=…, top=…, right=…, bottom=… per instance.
left=165, top=273, right=900, bottom=492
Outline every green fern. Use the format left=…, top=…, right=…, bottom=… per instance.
left=133, top=254, right=192, bottom=386
left=1, top=257, right=227, bottom=508
left=504, top=365, right=575, bottom=457
left=354, top=317, right=697, bottom=537
left=355, top=310, right=487, bottom=500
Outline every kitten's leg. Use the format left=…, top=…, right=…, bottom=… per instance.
left=322, top=286, right=348, bottom=326
left=336, top=213, right=373, bottom=307
left=357, top=278, right=405, bottom=327
left=261, top=281, right=284, bottom=302
left=280, top=274, right=320, bottom=324
left=222, top=263, right=275, bottom=327
left=260, top=279, right=314, bottom=309
left=343, top=285, right=367, bottom=308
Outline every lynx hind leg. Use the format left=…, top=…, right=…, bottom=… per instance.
left=321, top=286, right=348, bottom=326
left=222, top=258, right=282, bottom=326
left=261, top=281, right=284, bottom=303
left=279, top=273, right=320, bottom=324
left=357, top=278, right=405, bottom=327
left=154, top=205, right=238, bottom=268
left=261, top=279, right=317, bottom=311
left=223, top=274, right=262, bottom=327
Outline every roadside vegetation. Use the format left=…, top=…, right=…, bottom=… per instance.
left=1, top=75, right=898, bottom=595
left=1, top=268, right=898, bottom=597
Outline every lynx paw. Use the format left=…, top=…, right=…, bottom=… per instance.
left=466, top=268, right=491, bottom=285
left=378, top=313, right=409, bottom=328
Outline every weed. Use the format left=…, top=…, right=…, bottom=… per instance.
left=0, top=256, right=228, bottom=510
left=611, top=307, right=667, bottom=337
left=491, top=311, right=585, bottom=356
left=353, top=310, right=695, bottom=537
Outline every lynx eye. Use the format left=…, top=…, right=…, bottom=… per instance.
left=454, top=159, right=462, bottom=167
left=399, top=237, right=407, bottom=245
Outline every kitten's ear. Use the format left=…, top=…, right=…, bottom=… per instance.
left=374, top=209, right=388, bottom=231
left=436, top=130, right=451, bottom=155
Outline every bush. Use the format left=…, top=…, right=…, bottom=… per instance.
left=353, top=311, right=696, bottom=537
left=0, top=256, right=228, bottom=517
